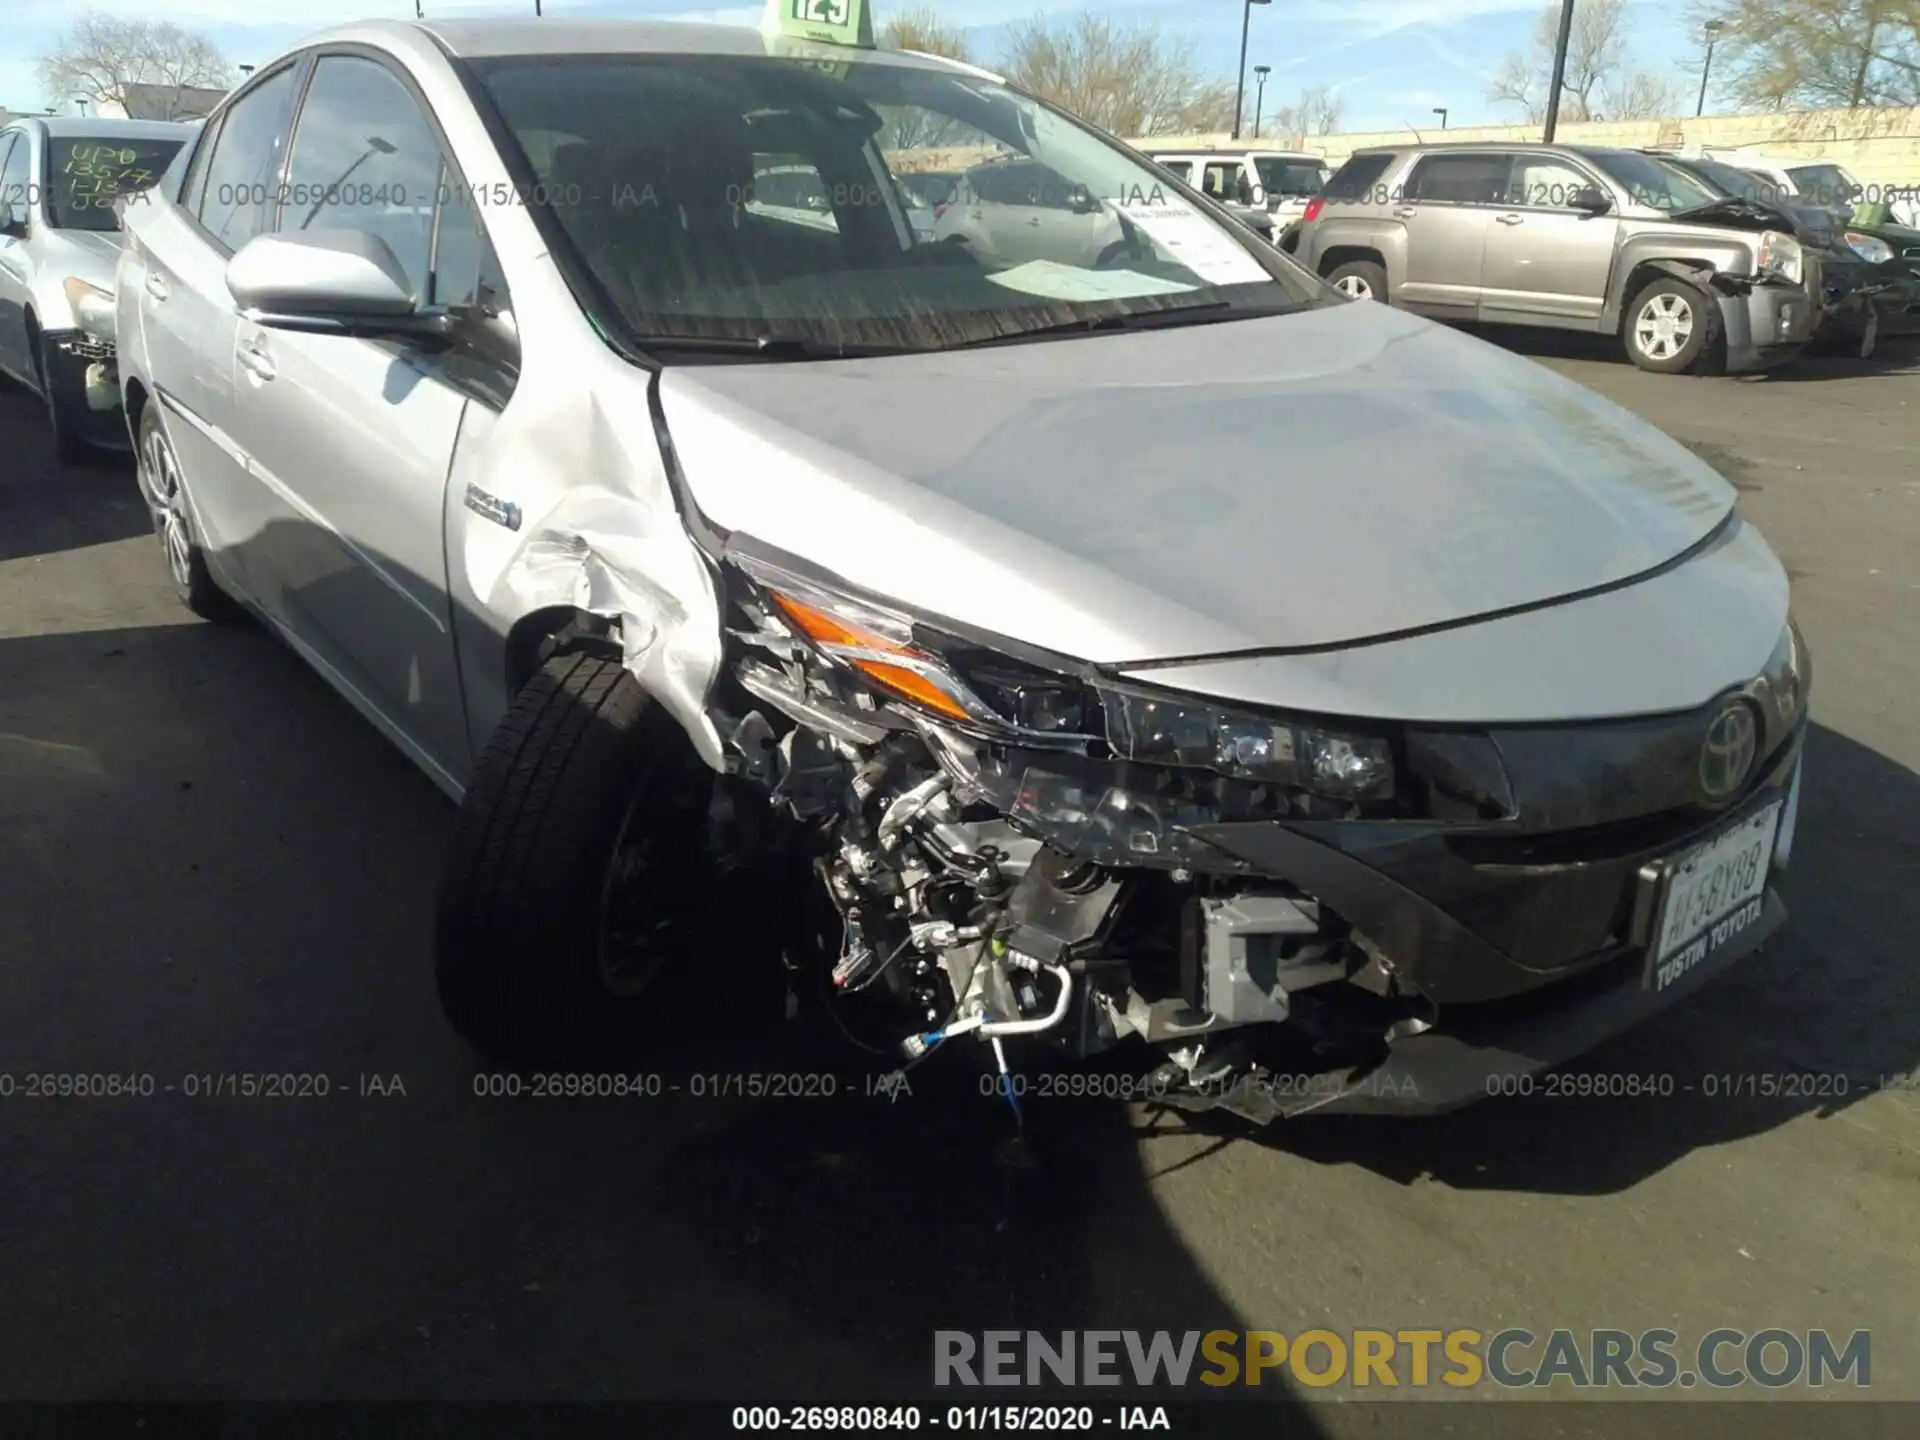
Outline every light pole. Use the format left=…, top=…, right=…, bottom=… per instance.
left=1232, top=0, right=1272, bottom=142
left=1696, top=19, right=1724, bottom=117
left=1433, top=106, right=1448, bottom=129
left=1541, top=0, right=1576, bottom=141
left=1252, top=65, right=1270, bottom=139
left=74, top=96, right=88, bottom=115
left=238, top=64, right=255, bottom=77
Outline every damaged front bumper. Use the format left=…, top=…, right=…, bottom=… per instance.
left=44, top=329, right=130, bottom=449
left=1148, top=731, right=1803, bottom=1121
left=1717, top=274, right=1819, bottom=373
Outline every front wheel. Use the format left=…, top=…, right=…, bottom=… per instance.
left=1624, top=277, right=1710, bottom=373
left=435, top=652, right=717, bottom=1062
left=35, top=331, right=87, bottom=464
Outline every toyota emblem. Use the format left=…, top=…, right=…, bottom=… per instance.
left=1699, top=701, right=1758, bottom=800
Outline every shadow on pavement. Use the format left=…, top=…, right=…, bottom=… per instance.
left=0, top=616, right=1310, bottom=1413
left=0, top=392, right=149, bottom=564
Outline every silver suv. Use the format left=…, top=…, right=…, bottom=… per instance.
left=1292, top=142, right=1826, bottom=374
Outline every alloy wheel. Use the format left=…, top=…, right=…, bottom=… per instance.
left=138, top=420, right=194, bottom=591
left=1335, top=274, right=1373, bottom=300
left=1634, top=292, right=1694, bottom=361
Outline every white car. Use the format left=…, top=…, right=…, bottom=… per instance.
left=1147, top=149, right=1329, bottom=240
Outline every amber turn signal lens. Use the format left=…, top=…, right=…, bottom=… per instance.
left=769, top=591, right=971, bottom=723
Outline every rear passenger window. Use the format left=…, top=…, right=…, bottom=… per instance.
left=197, top=66, right=299, bottom=250
left=1322, top=152, right=1394, bottom=203
left=1405, top=154, right=1510, bottom=205
left=278, top=56, right=448, bottom=304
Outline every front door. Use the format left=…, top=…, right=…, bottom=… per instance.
left=1479, top=153, right=1618, bottom=323
left=222, top=51, right=481, bottom=784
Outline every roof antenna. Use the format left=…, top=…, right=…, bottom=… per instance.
left=1404, top=122, right=1426, bottom=144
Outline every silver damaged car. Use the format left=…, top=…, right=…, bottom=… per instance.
left=115, top=17, right=1810, bottom=1125
left=0, top=116, right=194, bottom=458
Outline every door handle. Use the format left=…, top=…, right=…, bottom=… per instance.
left=1495, top=212, right=1525, bottom=225
left=236, top=337, right=275, bottom=381
left=144, top=271, right=169, bottom=301
left=1392, top=207, right=1416, bottom=219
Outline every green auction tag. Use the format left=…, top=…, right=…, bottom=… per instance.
left=762, top=0, right=873, bottom=50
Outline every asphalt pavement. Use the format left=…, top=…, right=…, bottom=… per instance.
left=1, top=335, right=1917, bottom=1430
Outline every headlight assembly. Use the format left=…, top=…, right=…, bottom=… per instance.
left=729, top=552, right=1398, bottom=812
left=63, top=277, right=117, bottom=342
left=1844, top=231, right=1895, bottom=264
left=1754, top=231, right=1803, bottom=284
left=1758, top=618, right=1810, bottom=729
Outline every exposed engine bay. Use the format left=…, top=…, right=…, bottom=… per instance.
left=699, top=550, right=1439, bottom=1125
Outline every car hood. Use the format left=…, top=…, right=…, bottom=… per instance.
left=42, top=228, right=126, bottom=286
left=655, top=298, right=1736, bottom=665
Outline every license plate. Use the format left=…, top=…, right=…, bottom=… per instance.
left=1646, top=802, right=1781, bottom=993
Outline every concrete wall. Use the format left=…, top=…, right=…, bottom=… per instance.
left=1122, top=106, right=1920, bottom=187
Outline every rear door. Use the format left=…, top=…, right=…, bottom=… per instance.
left=1396, top=151, right=1509, bottom=313
left=1479, top=151, right=1618, bottom=323
left=223, top=49, right=491, bottom=783
left=133, top=62, right=305, bottom=599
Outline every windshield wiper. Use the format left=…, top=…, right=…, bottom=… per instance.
left=636, top=333, right=911, bottom=361
left=942, top=300, right=1290, bottom=350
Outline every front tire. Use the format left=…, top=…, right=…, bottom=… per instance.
left=135, top=404, right=241, bottom=621
left=435, top=652, right=716, bottom=1062
left=1624, top=277, right=1709, bottom=373
left=35, top=330, right=87, bottom=464
left=1326, top=259, right=1388, bottom=303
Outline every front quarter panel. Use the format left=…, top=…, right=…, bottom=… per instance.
left=1604, top=222, right=1761, bottom=327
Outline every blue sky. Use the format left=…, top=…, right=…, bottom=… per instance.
left=0, top=0, right=1712, bottom=133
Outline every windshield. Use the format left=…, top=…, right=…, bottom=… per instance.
left=463, top=52, right=1315, bottom=356
left=45, top=135, right=185, bottom=231
left=1587, top=150, right=1717, bottom=213
left=1685, top=159, right=1784, bottom=206
left=1253, top=157, right=1328, bottom=198
left=1787, top=163, right=1858, bottom=210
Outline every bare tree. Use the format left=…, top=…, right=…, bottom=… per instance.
left=877, top=7, right=981, bottom=153
left=1688, top=0, right=1920, bottom=109
left=1267, top=85, right=1345, bottom=143
left=879, top=6, right=975, bottom=64
left=997, top=12, right=1236, bottom=136
left=37, top=13, right=233, bottom=118
left=1488, top=0, right=1683, bottom=122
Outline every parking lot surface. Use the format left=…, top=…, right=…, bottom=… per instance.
left=2, top=337, right=1917, bottom=1425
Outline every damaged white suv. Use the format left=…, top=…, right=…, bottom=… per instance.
left=117, top=15, right=1808, bottom=1124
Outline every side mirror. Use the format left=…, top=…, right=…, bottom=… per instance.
left=225, top=230, right=434, bottom=336
left=0, top=199, right=22, bottom=238
left=1570, top=186, right=1613, bottom=215
left=1069, top=188, right=1101, bottom=215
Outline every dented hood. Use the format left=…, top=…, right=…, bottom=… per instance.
left=655, top=299, right=1735, bottom=664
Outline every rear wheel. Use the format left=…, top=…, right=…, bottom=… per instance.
left=135, top=404, right=241, bottom=621
left=1326, top=259, right=1388, bottom=303
left=1624, top=277, right=1709, bottom=373
left=435, top=652, right=718, bottom=1062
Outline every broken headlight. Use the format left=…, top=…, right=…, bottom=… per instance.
left=729, top=551, right=1395, bottom=808
left=1754, top=231, right=1803, bottom=284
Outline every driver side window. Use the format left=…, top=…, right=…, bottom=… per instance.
left=276, top=54, right=447, bottom=304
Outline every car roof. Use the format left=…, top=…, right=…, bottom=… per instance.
left=8, top=117, right=196, bottom=140
left=299, top=15, right=973, bottom=71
